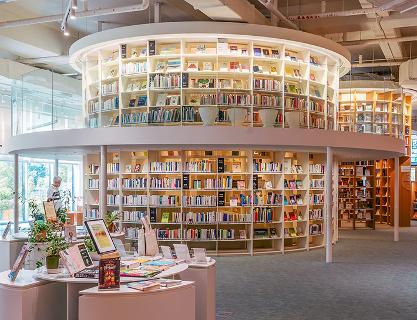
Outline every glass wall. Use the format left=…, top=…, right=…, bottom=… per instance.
left=11, top=66, right=83, bottom=136
left=0, top=155, right=82, bottom=227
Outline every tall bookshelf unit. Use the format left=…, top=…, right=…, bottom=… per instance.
left=375, top=159, right=392, bottom=224
left=82, top=37, right=339, bottom=130
left=84, top=150, right=327, bottom=256
left=338, top=161, right=375, bottom=229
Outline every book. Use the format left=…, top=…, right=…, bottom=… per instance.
left=271, top=49, right=279, bottom=58
left=8, top=245, right=29, bottom=281
left=144, top=259, right=176, bottom=267
left=158, top=279, right=182, bottom=287
left=219, top=62, right=228, bottom=72
left=64, top=225, right=77, bottom=241
left=74, top=266, right=99, bottom=279
left=156, top=93, right=168, bottom=106
left=60, top=243, right=93, bottom=275
left=137, top=96, right=147, bottom=106
left=186, top=61, right=198, bottom=71
left=229, top=44, right=238, bottom=54
left=161, top=212, right=170, bottom=223
left=262, top=48, right=270, bottom=56
left=150, top=208, right=157, bottom=223
left=232, top=162, right=241, bottom=173
left=121, top=44, right=127, bottom=58
left=239, top=229, right=247, bottom=239
left=128, top=280, right=159, bottom=291
left=155, top=61, right=167, bottom=72
left=202, top=62, right=213, bottom=71
left=2, top=221, right=11, bottom=239
left=253, top=47, right=262, bottom=56
left=99, top=254, right=120, bottom=290
left=149, top=40, right=156, bottom=56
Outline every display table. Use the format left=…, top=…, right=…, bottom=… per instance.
left=0, top=269, right=66, bottom=320
left=34, top=262, right=188, bottom=320
left=79, top=281, right=195, bottom=320
left=0, top=237, right=26, bottom=272
left=180, top=260, right=216, bottom=320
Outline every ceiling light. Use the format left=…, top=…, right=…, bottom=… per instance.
left=70, top=8, right=76, bottom=19
left=71, top=0, right=78, bottom=9
left=63, top=21, right=70, bottom=36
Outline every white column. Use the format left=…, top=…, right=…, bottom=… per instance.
left=394, top=157, right=399, bottom=242
left=333, top=161, right=339, bottom=242
left=326, top=147, right=333, bottom=263
left=99, top=146, right=107, bottom=218
left=13, top=154, right=19, bottom=234
left=54, top=159, right=59, bottom=178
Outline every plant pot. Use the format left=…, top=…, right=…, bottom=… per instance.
left=227, top=107, right=247, bottom=126
left=46, top=255, right=60, bottom=273
left=259, top=109, right=278, bottom=127
left=285, top=111, right=302, bottom=128
left=198, top=106, right=218, bottom=126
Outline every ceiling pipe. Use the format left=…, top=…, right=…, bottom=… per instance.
left=0, top=0, right=149, bottom=29
left=379, top=0, right=407, bottom=10
left=339, top=35, right=417, bottom=47
left=287, top=8, right=391, bottom=20
left=352, top=60, right=405, bottom=68
left=256, top=0, right=299, bottom=30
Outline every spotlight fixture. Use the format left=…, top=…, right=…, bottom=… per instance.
left=60, top=0, right=72, bottom=36
left=71, top=0, right=78, bottom=9
left=63, top=21, right=70, bottom=36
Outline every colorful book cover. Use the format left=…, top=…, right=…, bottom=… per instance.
left=128, top=280, right=159, bottom=291
left=99, top=256, right=120, bottom=290
left=8, top=245, right=29, bottom=281
left=161, top=212, right=170, bottom=223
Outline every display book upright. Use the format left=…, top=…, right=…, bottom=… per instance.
left=338, top=160, right=375, bottom=230
left=82, top=37, right=338, bottom=129
left=84, top=149, right=328, bottom=255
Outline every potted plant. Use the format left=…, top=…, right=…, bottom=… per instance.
left=104, top=211, right=119, bottom=233
left=29, top=220, right=50, bottom=242
left=227, top=107, right=247, bottom=126
left=198, top=106, right=219, bottom=126
left=259, top=109, right=278, bottom=127
left=57, top=189, right=73, bottom=225
left=45, top=233, right=68, bottom=273
left=285, top=111, right=302, bottom=128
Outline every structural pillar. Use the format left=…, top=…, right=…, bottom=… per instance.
left=394, top=157, right=399, bottom=242
left=325, top=147, right=333, bottom=263
left=13, top=154, right=19, bottom=234
left=54, top=159, right=59, bottom=178
left=99, top=146, right=107, bottom=218
left=332, top=161, right=339, bottom=242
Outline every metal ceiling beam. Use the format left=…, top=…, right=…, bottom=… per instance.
left=257, top=0, right=298, bottom=29
left=339, top=35, right=417, bottom=46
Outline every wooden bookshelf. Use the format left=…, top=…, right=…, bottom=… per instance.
left=338, top=161, right=375, bottom=230
left=375, top=159, right=392, bottom=224
left=82, top=37, right=339, bottom=129
left=84, top=149, right=328, bottom=255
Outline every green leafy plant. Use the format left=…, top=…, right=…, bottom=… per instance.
left=28, top=220, right=51, bottom=243
left=104, top=211, right=119, bottom=233
left=84, top=236, right=96, bottom=253
left=46, top=233, right=69, bottom=257
left=28, top=199, right=43, bottom=221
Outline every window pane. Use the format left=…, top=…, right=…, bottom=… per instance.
left=0, top=155, right=14, bottom=225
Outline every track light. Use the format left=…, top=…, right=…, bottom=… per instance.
left=71, top=0, right=78, bottom=10
left=63, top=21, right=70, bottom=36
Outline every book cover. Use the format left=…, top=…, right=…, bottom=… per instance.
left=148, top=40, right=156, bottom=56
left=137, top=96, right=147, bottom=106
left=253, top=175, right=258, bottom=190
left=262, top=48, right=270, bottom=56
left=253, top=47, right=262, bottom=56
left=218, top=191, right=225, bottom=206
left=121, top=44, right=127, bottom=59
left=271, top=49, right=279, bottom=58
left=74, top=266, right=99, bottom=279
left=161, top=212, right=170, bottom=223
left=98, top=256, right=120, bottom=290
left=232, top=162, right=241, bottom=173
left=217, top=158, right=225, bottom=173
left=2, top=221, right=11, bottom=239
left=128, top=280, right=159, bottom=291
left=202, top=62, right=213, bottom=71
left=219, top=62, right=228, bottom=72
left=182, top=174, right=190, bottom=189
left=187, top=61, right=199, bottom=71
left=156, top=93, right=168, bottom=106
left=8, top=245, right=29, bottom=281
left=150, top=208, right=157, bottom=223
left=182, top=73, right=189, bottom=88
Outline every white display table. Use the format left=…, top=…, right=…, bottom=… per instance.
left=180, top=260, right=216, bottom=320
left=0, top=269, right=66, bottom=320
left=0, top=237, right=25, bottom=272
left=79, top=281, right=195, bottom=320
left=34, top=262, right=189, bottom=320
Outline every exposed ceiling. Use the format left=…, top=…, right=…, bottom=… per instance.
left=0, top=0, right=416, bottom=80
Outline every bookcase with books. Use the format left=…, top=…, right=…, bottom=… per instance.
left=338, top=83, right=412, bottom=150
left=84, top=149, right=329, bottom=255
left=338, top=161, right=375, bottom=230
left=375, top=159, right=392, bottom=224
left=81, top=35, right=340, bottom=130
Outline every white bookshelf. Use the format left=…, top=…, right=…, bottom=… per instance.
left=84, top=149, right=327, bottom=255
left=82, top=37, right=339, bottom=130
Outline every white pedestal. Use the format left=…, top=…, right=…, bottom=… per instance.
left=0, top=238, right=25, bottom=272
left=79, top=282, right=196, bottom=320
left=0, top=270, right=66, bottom=320
left=179, top=260, right=216, bottom=320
